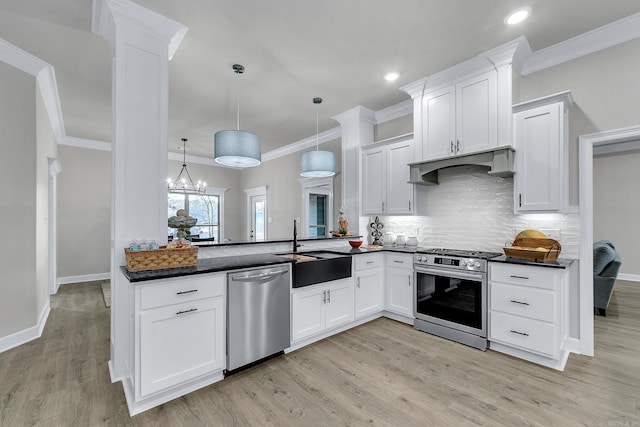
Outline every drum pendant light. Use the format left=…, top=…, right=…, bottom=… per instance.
left=300, top=97, right=335, bottom=177
left=214, top=64, right=261, bottom=167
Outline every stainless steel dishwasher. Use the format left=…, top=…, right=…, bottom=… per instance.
left=227, top=265, right=291, bottom=372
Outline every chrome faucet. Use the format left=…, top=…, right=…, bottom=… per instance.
left=293, top=219, right=302, bottom=253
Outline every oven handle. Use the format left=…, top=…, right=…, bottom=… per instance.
left=415, top=267, right=484, bottom=282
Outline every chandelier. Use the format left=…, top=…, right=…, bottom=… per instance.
left=167, top=138, right=207, bottom=194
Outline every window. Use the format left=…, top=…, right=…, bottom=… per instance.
left=168, top=190, right=224, bottom=242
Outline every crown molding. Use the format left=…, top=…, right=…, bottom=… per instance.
left=522, top=12, right=640, bottom=75
left=374, top=99, right=413, bottom=124
left=59, top=136, right=111, bottom=151
left=512, top=90, right=574, bottom=113
left=168, top=151, right=217, bottom=166
left=0, top=38, right=50, bottom=76
left=261, top=126, right=342, bottom=162
left=0, top=38, right=67, bottom=143
left=92, top=0, right=187, bottom=60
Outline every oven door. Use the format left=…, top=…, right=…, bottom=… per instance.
left=414, top=267, right=486, bottom=337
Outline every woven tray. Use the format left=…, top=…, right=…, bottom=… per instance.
left=125, top=246, right=198, bottom=271
left=503, top=237, right=561, bottom=262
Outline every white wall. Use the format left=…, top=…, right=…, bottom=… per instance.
left=0, top=61, right=38, bottom=338
left=594, top=150, right=640, bottom=276
left=56, top=145, right=111, bottom=279
left=241, top=138, right=343, bottom=240
left=518, top=38, right=640, bottom=206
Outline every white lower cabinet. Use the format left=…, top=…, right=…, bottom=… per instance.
left=385, top=253, right=414, bottom=317
left=354, top=254, right=384, bottom=319
left=135, top=274, right=226, bottom=400
left=488, top=262, right=571, bottom=370
left=291, top=278, right=354, bottom=342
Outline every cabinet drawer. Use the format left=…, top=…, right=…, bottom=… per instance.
left=386, top=253, right=413, bottom=269
left=491, top=282, right=556, bottom=322
left=354, top=253, right=383, bottom=271
left=490, top=311, right=558, bottom=358
left=489, top=263, right=559, bottom=290
left=140, top=274, right=224, bottom=310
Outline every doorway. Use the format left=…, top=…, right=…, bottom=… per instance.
left=300, top=177, right=334, bottom=238
left=245, top=186, right=267, bottom=241
left=578, top=125, right=640, bottom=357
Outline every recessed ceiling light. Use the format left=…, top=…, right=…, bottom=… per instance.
left=505, top=7, right=531, bottom=25
left=384, top=72, right=399, bottom=82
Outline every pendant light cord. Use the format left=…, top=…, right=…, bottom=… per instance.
left=236, top=70, right=240, bottom=131
left=313, top=97, right=322, bottom=151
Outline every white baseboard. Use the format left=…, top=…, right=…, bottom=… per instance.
left=0, top=301, right=50, bottom=354
left=56, top=273, right=110, bottom=290
left=617, top=273, right=640, bottom=282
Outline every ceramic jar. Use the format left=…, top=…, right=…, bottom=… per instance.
left=383, top=231, right=396, bottom=246
left=406, top=236, right=419, bottom=247
left=395, top=233, right=407, bottom=247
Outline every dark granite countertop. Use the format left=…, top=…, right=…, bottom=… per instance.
left=490, top=255, right=575, bottom=269
left=122, top=253, right=295, bottom=282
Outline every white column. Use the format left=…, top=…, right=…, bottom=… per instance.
left=92, top=0, right=186, bottom=380
left=332, top=106, right=375, bottom=237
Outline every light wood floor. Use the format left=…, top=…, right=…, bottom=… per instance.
left=1, top=280, right=638, bottom=426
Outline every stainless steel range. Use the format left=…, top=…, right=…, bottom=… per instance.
left=414, top=248, right=501, bottom=350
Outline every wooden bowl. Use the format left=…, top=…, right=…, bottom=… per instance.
left=349, top=240, right=363, bottom=249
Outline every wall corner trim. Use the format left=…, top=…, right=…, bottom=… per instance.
left=0, top=302, right=50, bottom=354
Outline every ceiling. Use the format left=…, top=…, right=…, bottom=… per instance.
left=1, top=0, right=639, bottom=159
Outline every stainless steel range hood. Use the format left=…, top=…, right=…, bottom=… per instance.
left=408, top=147, right=515, bottom=185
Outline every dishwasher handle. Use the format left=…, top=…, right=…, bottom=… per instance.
left=230, top=268, right=289, bottom=283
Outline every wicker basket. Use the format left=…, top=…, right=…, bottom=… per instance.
left=125, top=246, right=198, bottom=271
left=503, top=237, right=561, bottom=262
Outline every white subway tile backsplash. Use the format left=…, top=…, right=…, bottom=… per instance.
left=372, top=165, right=579, bottom=258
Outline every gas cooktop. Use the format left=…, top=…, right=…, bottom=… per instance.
left=416, top=248, right=503, bottom=260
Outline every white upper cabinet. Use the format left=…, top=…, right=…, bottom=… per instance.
left=362, top=137, right=415, bottom=216
left=402, top=37, right=532, bottom=162
left=512, top=91, right=573, bottom=213
left=422, top=71, right=497, bottom=160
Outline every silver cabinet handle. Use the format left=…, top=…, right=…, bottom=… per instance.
left=510, top=330, right=529, bottom=337
left=408, top=200, right=412, bottom=211
left=356, top=277, right=360, bottom=288
left=519, top=193, right=523, bottom=207
left=393, top=260, right=404, bottom=264
left=176, top=308, right=197, bottom=315
left=327, top=289, right=331, bottom=303
left=382, top=201, right=385, bottom=212
left=510, top=275, right=529, bottom=280
left=450, top=141, right=454, bottom=154
left=456, top=139, right=461, bottom=153
left=408, top=276, right=411, bottom=286
left=322, top=290, right=326, bottom=303
left=510, top=300, right=530, bottom=306
left=176, top=289, right=198, bottom=295
left=366, top=261, right=374, bottom=264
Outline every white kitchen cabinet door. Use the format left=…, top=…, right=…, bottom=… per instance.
left=386, top=266, right=414, bottom=317
left=139, top=296, right=224, bottom=397
left=456, top=71, right=497, bottom=155
left=362, top=148, right=386, bottom=215
left=386, top=140, right=415, bottom=215
left=324, top=280, right=354, bottom=329
left=291, top=286, right=326, bottom=341
left=514, top=102, right=564, bottom=213
left=355, top=269, right=383, bottom=319
left=422, top=86, right=455, bottom=160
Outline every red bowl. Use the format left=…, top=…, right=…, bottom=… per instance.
left=349, top=240, right=363, bottom=248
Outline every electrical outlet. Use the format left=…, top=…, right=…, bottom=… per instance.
left=540, top=229, right=561, bottom=240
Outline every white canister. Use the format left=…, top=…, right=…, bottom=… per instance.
left=395, top=233, right=407, bottom=247
left=383, top=231, right=396, bottom=246
left=406, top=236, right=419, bottom=247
